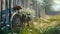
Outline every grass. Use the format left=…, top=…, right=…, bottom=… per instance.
left=33, top=15, right=60, bottom=34
left=1, top=15, right=60, bottom=34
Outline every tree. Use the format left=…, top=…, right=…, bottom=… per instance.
left=43, top=0, right=54, bottom=12
left=31, top=0, right=46, bottom=17
left=21, top=0, right=31, bottom=8
left=32, top=0, right=54, bottom=17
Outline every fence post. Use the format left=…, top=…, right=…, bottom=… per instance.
left=9, top=0, right=13, bottom=34
left=5, top=0, right=9, bottom=27
left=0, top=0, right=3, bottom=22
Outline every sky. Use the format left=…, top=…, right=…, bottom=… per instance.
left=52, top=0, right=60, bottom=11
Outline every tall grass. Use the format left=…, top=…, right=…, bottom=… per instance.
left=2, top=15, right=60, bottom=34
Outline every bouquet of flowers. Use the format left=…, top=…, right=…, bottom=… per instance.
left=19, top=8, right=35, bottom=21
